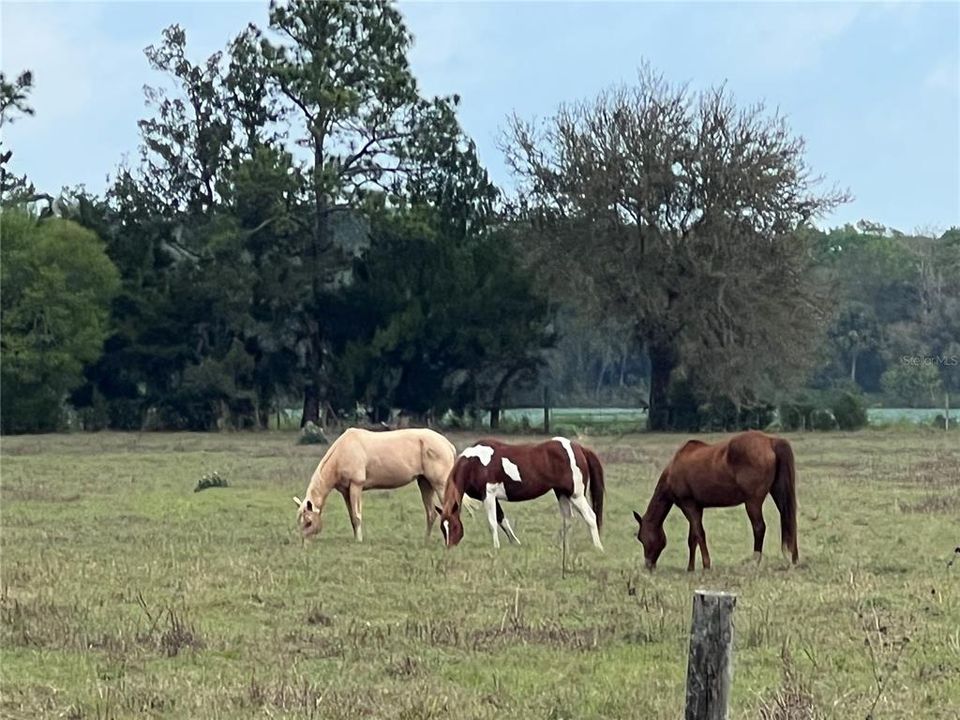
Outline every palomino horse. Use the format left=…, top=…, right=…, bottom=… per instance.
left=293, top=427, right=493, bottom=542
left=438, top=437, right=605, bottom=550
left=633, top=430, right=798, bottom=570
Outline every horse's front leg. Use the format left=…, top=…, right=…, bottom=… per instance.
left=745, top=499, right=765, bottom=564
left=417, top=476, right=438, bottom=543
left=348, top=483, right=364, bottom=542
left=483, top=493, right=501, bottom=549
left=695, top=517, right=711, bottom=569
left=686, top=524, right=698, bottom=572
left=678, top=502, right=699, bottom=572
left=686, top=504, right=710, bottom=570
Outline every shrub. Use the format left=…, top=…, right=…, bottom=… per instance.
left=76, top=390, right=110, bottom=431
left=195, top=471, right=228, bottom=492
left=108, top=398, right=145, bottom=430
left=810, top=408, right=838, bottom=431
left=780, top=402, right=813, bottom=431
left=931, top=414, right=958, bottom=431
left=551, top=423, right=579, bottom=438
left=881, top=363, right=943, bottom=407
left=297, top=421, right=328, bottom=445
left=830, top=390, right=869, bottom=430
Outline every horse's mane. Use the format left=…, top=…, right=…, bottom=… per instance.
left=305, top=428, right=353, bottom=497
left=675, top=439, right=709, bottom=456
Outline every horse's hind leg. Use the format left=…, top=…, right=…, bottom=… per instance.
left=745, top=500, right=766, bottom=564
left=569, top=493, right=603, bottom=551
left=555, top=492, right=572, bottom=569
left=417, top=476, right=438, bottom=543
left=496, top=501, right=521, bottom=545
left=555, top=491, right=572, bottom=543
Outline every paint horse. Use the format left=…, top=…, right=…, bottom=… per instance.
left=438, top=437, right=605, bottom=550
left=293, top=427, right=484, bottom=542
left=633, top=430, right=798, bottom=570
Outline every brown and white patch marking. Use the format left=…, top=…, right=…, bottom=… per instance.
left=553, top=437, right=584, bottom=495
left=461, top=444, right=494, bottom=466
left=501, top=457, right=522, bottom=483
left=553, top=436, right=603, bottom=551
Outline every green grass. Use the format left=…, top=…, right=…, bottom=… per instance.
left=2, top=430, right=958, bottom=719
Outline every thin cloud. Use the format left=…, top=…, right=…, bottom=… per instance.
left=925, top=58, right=959, bottom=95
left=717, top=3, right=862, bottom=76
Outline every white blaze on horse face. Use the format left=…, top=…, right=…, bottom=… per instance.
left=442, top=520, right=451, bottom=546
left=461, top=444, right=494, bottom=466
left=501, top=457, right=522, bottom=483
left=553, top=437, right=584, bottom=496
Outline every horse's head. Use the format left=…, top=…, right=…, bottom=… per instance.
left=293, top=496, right=322, bottom=538
left=633, top=510, right=666, bottom=570
left=436, top=498, right=464, bottom=548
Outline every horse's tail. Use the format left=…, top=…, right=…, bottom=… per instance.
left=581, top=446, right=605, bottom=532
left=771, top=438, right=798, bottom=564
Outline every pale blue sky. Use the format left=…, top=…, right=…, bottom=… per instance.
left=2, top=1, right=958, bottom=232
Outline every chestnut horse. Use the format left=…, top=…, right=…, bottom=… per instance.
left=293, top=428, right=492, bottom=542
left=633, top=431, right=798, bottom=570
left=438, top=437, right=605, bottom=550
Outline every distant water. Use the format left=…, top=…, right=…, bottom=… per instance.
left=867, top=408, right=948, bottom=425
left=497, top=407, right=646, bottom=424
left=498, top=407, right=948, bottom=426
left=284, top=405, right=948, bottom=428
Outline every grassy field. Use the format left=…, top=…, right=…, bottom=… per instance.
left=1, top=430, right=958, bottom=719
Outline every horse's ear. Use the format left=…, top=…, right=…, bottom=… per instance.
left=451, top=500, right=459, bottom=514
left=434, top=505, right=443, bottom=516
left=293, top=496, right=302, bottom=507
left=633, top=510, right=643, bottom=526
left=305, top=499, right=314, bottom=512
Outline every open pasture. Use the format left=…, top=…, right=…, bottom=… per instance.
left=1, top=430, right=958, bottom=719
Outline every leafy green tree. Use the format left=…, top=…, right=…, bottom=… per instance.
left=914, top=229, right=960, bottom=400
left=102, top=3, right=495, bottom=429
left=881, top=362, right=943, bottom=407
left=329, top=206, right=553, bottom=423
left=139, top=25, right=232, bottom=216
left=828, top=301, right=882, bottom=384
left=1, top=208, right=119, bottom=433
left=61, top=180, right=192, bottom=429
left=258, top=0, right=477, bottom=425
left=70, top=23, right=311, bottom=430
left=225, top=26, right=283, bottom=155
left=1, top=69, right=50, bottom=207
left=504, top=66, right=848, bottom=429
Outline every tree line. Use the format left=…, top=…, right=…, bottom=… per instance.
left=2, top=1, right=957, bottom=435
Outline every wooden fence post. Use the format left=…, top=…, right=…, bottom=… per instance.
left=685, top=590, right=737, bottom=720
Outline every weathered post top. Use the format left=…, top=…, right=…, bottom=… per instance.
left=685, top=589, right=737, bottom=720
